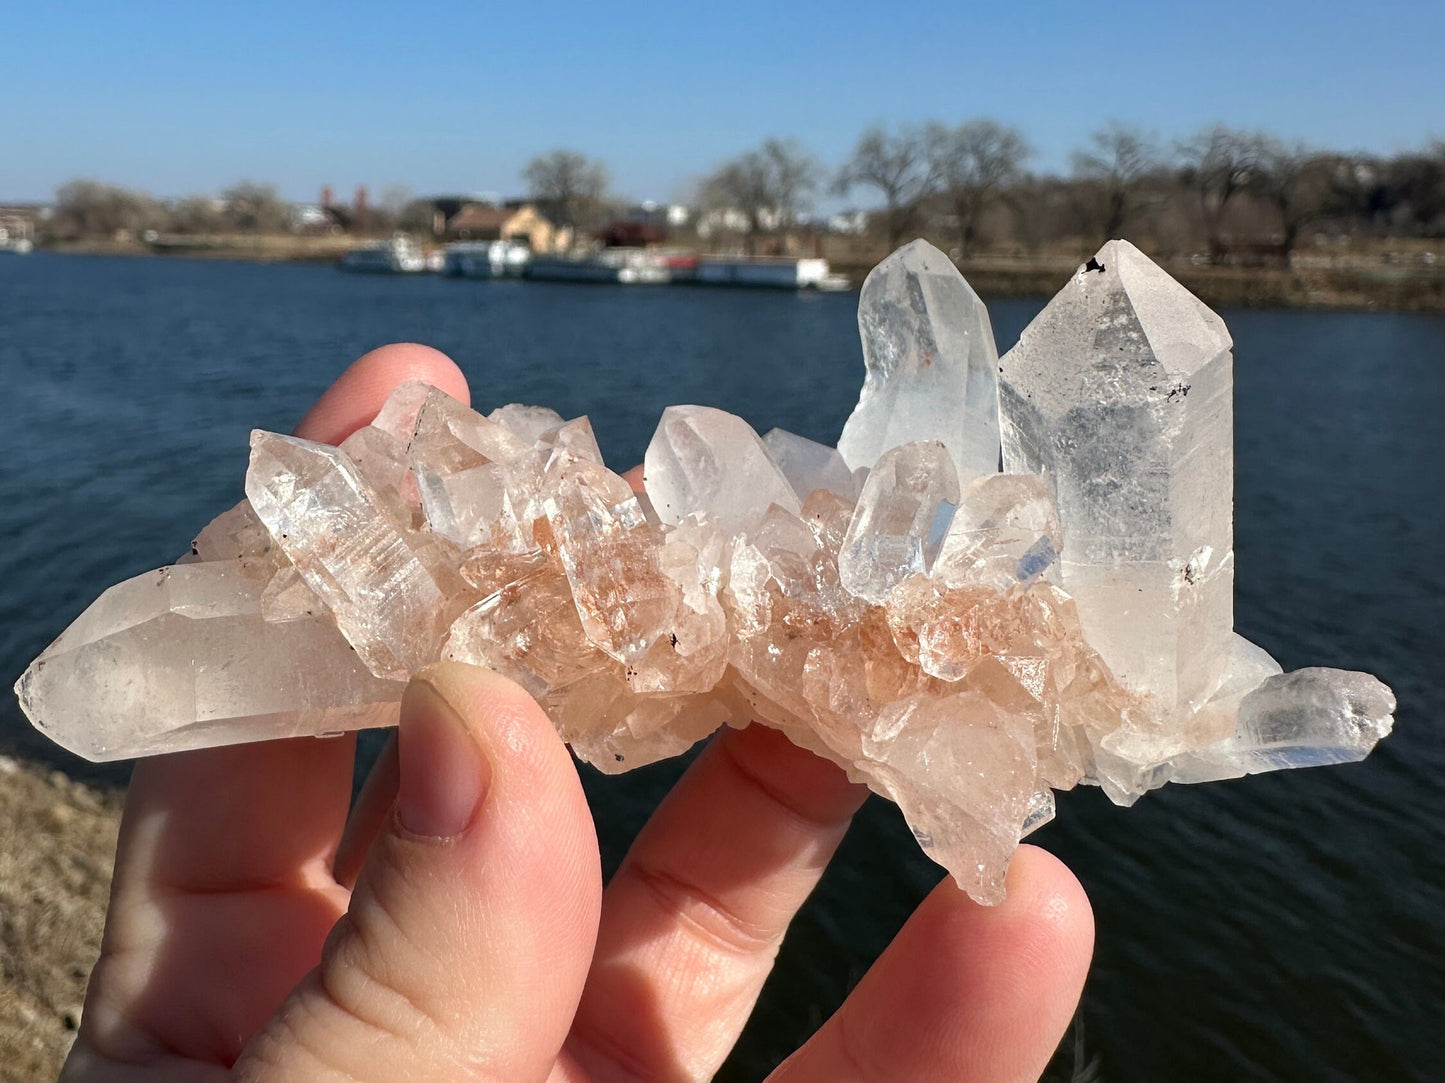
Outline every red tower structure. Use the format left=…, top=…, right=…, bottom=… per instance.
left=353, top=186, right=370, bottom=233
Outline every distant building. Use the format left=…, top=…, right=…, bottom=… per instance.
left=289, top=203, right=336, bottom=232
left=0, top=203, right=47, bottom=228
left=599, top=202, right=682, bottom=247
left=598, top=219, right=667, bottom=248
left=696, top=206, right=752, bottom=239
left=0, top=203, right=46, bottom=247
left=420, top=197, right=566, bottom=251
left=626, top=200, right=690, bottom=228
left=312, top=185, right=380, bottom=233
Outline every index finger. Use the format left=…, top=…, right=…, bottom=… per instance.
left=121, top=342, right=470, bottom=894
left=84, top=344, right=470, bottom=1066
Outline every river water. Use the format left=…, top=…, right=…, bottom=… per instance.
left=1, top=253, right=1441, bottom=1081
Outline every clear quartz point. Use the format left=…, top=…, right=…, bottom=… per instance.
left=15, top=561, right=402, bottom=761
left=1166, top=667, right=1396, bottom=783
left=643, top=405, right=800, bottom=532
left=16, top=241, right=1397, bottom=906
left=933, top=474, right=1063, bottom=591
left=839, top=441, right=960, bottom=604
left=762, top=427, right=860, bottom=502
left=488, top=403, right=567, bottom=444
left=246, top=431, right=459, bottom=679
left=999, top=240, right=1235, bottom=741
left=838, top=239, right=1001, bottom=486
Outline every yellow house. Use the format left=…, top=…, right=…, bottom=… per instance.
left=431, top=200, right=568, bottom=252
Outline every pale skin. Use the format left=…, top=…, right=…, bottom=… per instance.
left=62, top=344, right=1094, bottom=1082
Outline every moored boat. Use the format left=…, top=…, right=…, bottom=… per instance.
left=339, top=235, right=427, bottom=274
left=694, top=255, right=846, bottom=290
left=526, top=248, right=671, bottom=285
left=0, top=224, right=32, bottom=254
left=443, top=239, right=531, bottom=279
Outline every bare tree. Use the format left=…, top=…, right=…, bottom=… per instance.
left=1379, top=141, right=1445, bottom=236
left=701, top=155, right=770, bottom=250
left=1250, top=139, right=1339, bottom=262
left=221, top=182, right=288, bottom=233
left=834, top=123, right=941, bottom=248
left=168, top=195, right=227, bottom=234
left=1070, top=122, right=1159, bottom=241
left=761, top=138, right=821, bottom=231
left=705, top=156, right=763, bottom=222
left=1178, top=126, right=1264, bottom=262
left=523, top=149, right=610, bottom=232
left=703, top=138, right=822, bottom=253
left=52, top=180, right=163, bottom=239
left=932, top=120, right=1030, bottom=257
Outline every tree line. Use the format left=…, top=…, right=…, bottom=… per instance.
left=532, top=125, right=1445, bottom=263
left=41, top=180, right=419, bottom=243
left=37, top=121, right=1445, bottom=264
left=689, top=122, right=1444, bottom=262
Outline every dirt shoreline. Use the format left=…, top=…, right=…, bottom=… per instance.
left=39, top=239, right=1445, bottom=313
left=0, top=754, right=122, bottom=1081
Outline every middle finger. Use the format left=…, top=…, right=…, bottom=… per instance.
left=556, top=723, right=866, bottom=1081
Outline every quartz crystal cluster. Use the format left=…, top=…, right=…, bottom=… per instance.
left=16, top=239, right=1396, bottom=904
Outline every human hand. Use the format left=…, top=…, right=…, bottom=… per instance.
left=62, top=345, right=1093, bottom=1082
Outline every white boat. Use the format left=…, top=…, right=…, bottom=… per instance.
left=443, top=239, right=531, bottom=279
left=339, top=235, right=427, bottom=274
left=0, top=224, right=32, bottom=254
left=527, top=248, right=671, bottom=285
left=694, top=256, right=843, bottom=290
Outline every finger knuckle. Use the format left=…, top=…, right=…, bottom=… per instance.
left=627, top=858, right=781, bottom=959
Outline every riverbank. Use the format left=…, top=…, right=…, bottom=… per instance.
left=0, top=754, right=121, bottom=1081
left=825, top=247, right=1445, bottom=313
left=46, top=233, right=358, bottom=264
left=37, top=235, right=1445, bottom=312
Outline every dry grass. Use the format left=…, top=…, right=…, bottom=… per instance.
left=0, top=757, right=121, bottom=1082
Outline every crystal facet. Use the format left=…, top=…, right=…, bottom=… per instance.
left=838, top=239, right=1001, bottom=486
left=16, top=562, right=403, bottom=760
left=644, top=405, right=800, bottom=531
left=16, top=242, right=1396, bottom=906
left=246, top=431, right=462, bottom=680
left=1000, top=240, right=1235, bottom=745
left=762, top=427, right=860, bottom=502
left=838, top=441, right=960, bottom=604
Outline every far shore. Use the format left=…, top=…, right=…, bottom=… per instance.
left=33, top=236, right=1445, bottom=314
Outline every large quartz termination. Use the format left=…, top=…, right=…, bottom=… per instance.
left=16, top=240, right=1396, bottom=906
left=1000, top=239, right=1234, bottom=726
left=838, top=239, right=1001, bottom=485
left=997, top=240, right=1390, bottom=799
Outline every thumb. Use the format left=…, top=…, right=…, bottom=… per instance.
left=235, top=663, right=602, bottom=1082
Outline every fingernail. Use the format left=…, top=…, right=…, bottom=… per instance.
left=397, top=676, right=490, bottom=838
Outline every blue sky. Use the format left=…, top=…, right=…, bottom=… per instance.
left=4, top=0, right=1441, bottom=205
